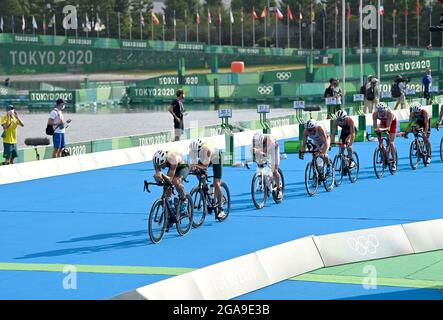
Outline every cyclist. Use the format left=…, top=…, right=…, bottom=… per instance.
left=330, top=110, right=357, bottom=168
left=404, top=103, right=431, bottom=164
left=152, top=149, right=190, bottom=228
left=435, top=104, right=443, bottom=128
left=372, top=102, right=398, bottom=170
left=299, top=119, right=332, bottom=176
left=251, top=132, right=283, bottom=200
left=189, top=138, right=226, bottom=220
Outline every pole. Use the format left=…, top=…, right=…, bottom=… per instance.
left=381, top=0, right=384, bottom=47
left=323, top=10, right=326, bottom=49
left=287, top=7, right=290, bottom=48
left=151, top=15, right=154, bottom=40
left=241, top=8, right=244, bottom=47
left=118, top=12, right=121, bottom=40
left=377, top=0, right=381, bottom=81
left=335, top=2, right=338, bottom=48
left=299, top=12, right=302, bottom=48
left=197, top=16, right=199, bottom=42
left=360, top=0, right=363, bottom=86
left=342, top=0, right=346, bottom=107
left=163, top=16, right=165, bottom=41
left=393, top=11, right=396, bottom=47
left=106, top=12, right=109, bottom=38
left=417, top=3, right=420, bottom=47
left=44, top=14, right=46, bottom=36
left=429, top=6, right=432, bottom=46
left=405, top=1, right=408, bottom=46
left=310, top=2, right=314, bottom=50
left=264, top=13, right=267, bottom=47
left=184, top=10, right=188, bottom=42
left=140, top=12, right=143, bottom=40
left=253, top=14, right=256, bottom=46
left=347, top=2, right=350, bottom=47
left=230, top=14, right=232, bottom=45
left=208, top=15, right=210, bottom=45
left=276, top=10, right=278, bottom=47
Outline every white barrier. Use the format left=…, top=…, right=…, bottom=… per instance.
left=402, top=219, right=443, bottom=253
left=114, top=218, right=443, bottom=300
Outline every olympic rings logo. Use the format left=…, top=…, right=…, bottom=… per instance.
left=258, top=86, right=273, bottom=95
left=347, top=234, right=379, bottom=256
left=276, top=72, right=292, bottom=81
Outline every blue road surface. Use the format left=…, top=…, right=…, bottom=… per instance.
left=0, top=128, right=442, bottom=299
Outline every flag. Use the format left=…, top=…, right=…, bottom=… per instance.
left=379, top=5, right=385, bottom=15
left=0, top=16, right=3, bottom=32
left=261, top=7, right=267, bottom=18
left=322, top=4, right=327, bottom=18
left=241, top=7, right=244, bottom=22
left=427, top=1, right=432, bottom=13
left=84, top=14, right=91, bottom=32
left=335, top=3, right=339, bottom=16
left=276, top=7, right=284, bottom=20
left=404, top=4, right=409, bottom=16
left=94, top=14, right=105, bottom=31
left=416, top=0, right=420, bottom=14
left=208, top=8, right=212, bottom=24
left=32, top=16, right=38, bottom=30
left=140, top=12, right=145, bottom=27
left=392, top=8, right=398, bottom=17
left=21, top=15, right=25, bottom=31
left=299, top=8, right=303, bottom=20
left=43, top=17, right=46, bottom=30
left=252, top=7, right=259, bottom=20
left=196, top=12, right=200, bottom=24
left=173, top=10, right=176, bottom=26
left=218, top=8, right=222, bottom=24
left=347, top=2, right=351, bottom=18
left=162, top=13, right=166, bottom=25
left=310, top=7, right=315, bottom=22
left=151, top=12, right=160, bottom=25
left=230, top=8, right=234, bottom=24
left=288, top=5, right=294, bottom=21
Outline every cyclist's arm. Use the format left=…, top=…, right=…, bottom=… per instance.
left=330, top=119, right=337, bottom=143
left=318, top=127, right=329, bottom=154
left=423, top=110, right=430, bottom=133
left=348, top=118, right=356, bottom=146
left=405, top=113, right=414, bottom=133
left=384, top=111, right=394, bottom=130
left=300, top=130, right=308, bottom=153
left=372, top=113, right=378, bottom=132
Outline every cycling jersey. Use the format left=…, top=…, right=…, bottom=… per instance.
left=199, top=142, right=222, bottom=179
left=165, top=151, right=189, bottom=179
left=411, top=111, right=431, bottom=134
left=377, top=111, right=398, bottom=134
left=255, top=135, right=280, bottom=167
left=308, top=124, right=328, bottom=147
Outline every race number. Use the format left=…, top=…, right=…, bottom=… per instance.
left=353, top=94, right=364, bottom=102
left=257, top=104, right=270, bottom=113
left=293, top=101, right=305, bottom=109
left=218, top=109, right=232, bottom=118
left=325, top=97, right=337, bottom=105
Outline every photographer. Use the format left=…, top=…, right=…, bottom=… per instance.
left=47, top=98, right=71, bottom=158
left=393, top=75, right=409, bottom=110
left=1, top=105, right=24, bottom=165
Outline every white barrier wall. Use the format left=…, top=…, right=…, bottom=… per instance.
left=114, top=218, right=443, bottom=300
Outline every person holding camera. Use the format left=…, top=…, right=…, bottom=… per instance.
left=393, top=75, right=409, bottom=110
left=1, top=105, right=24, bottom=165
left=47, top=98, right=71, bottom=158
left=364, top=76, right=380, bottom=113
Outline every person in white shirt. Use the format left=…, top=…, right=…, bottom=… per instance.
left=47, top=98, right=71, bottom=158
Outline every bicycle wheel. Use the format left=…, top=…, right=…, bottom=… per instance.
left=190, top=186, right=206, bottom=228
left=409, top=140, right=420, bottom=170
left=440, top=137, right=443, bottom=161
left=272, top=168, right=285, bottom=204
left=348, top=152, right=360, bottom=183
left=332, top=155, right=344, bottom=187
left=148, top=199, right=167, bottom=244
left=323, top=161, right=335, bottom=192
left=216, top=182, right=231, bottom=222
left=305, top=162, right=319, bottom=196
left=175, top=194, right=194, bottom=236
left=251, top=173, right=268, bottom=209
left=373, top=147, right=385, bottom=179
left=389, top=147, right=399, bottom=175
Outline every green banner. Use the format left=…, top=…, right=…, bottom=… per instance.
left=29, top=90, right=76, bottom=103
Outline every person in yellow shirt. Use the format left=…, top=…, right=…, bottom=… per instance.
left=1, top=105, right=24, bottom=165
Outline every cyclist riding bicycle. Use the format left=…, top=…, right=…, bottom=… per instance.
left=404, top=103, right=431, bottom=164
left=330, top=110, right=357, bottom=169
left=299, top=119, right=332, bottom=176
left=372, top=102, right=398, bottom=171
left=251, top=132, right=283, bottom=200
left=152, top=149, right=190, bottom=226
left=189, top=138, right=226, bottom=220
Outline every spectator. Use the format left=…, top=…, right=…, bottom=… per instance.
left=364, top=76, right=380, bottom=113
left=1, top=105, right=24, bottom=165
left=332, top=79, right=343, bottom=111
left=393, top=75, right=409, bottom=110
left=47, top=98, right=71, bottom=158
left=324, top=78, right=335, bottom=99
left=4, top=78, right=10, bottom=87
left=422, top=69, right=432, bottom=105
left=168, top=89, right=185, bottom=141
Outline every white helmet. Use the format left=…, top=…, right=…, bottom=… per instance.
left=189, top=138, right=203, bottom=152
left=376, top=102, right=388, bottom=112
left=153, top=150, right=167, bottom=167
left=305, top=119, right=317, bottom=129
left=253, top=132, right=264, bottom=146
left=412, top=103, right=422, bottom=114
left=336, top=109, right=347, bottom=120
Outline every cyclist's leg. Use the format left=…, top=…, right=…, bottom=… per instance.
left=173, top=166, right=190, bottom=214
left=389, top=118, right=398, bottom=162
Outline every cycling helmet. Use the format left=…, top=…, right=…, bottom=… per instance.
left=412, top=103, right=422, bottom=114
left=189, top=138, right=203, bottom=152
left=253, top=132, right=264, bottom=146
left=336, top=109, right=347, bottom=121
left=153, top=150, right=167, bottom=167
left=305, top=119, right=317, bottom=130
left=376, top=102, right=387, bottom=112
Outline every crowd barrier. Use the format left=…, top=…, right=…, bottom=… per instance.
left=112, top=218, right=443, bottom=300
